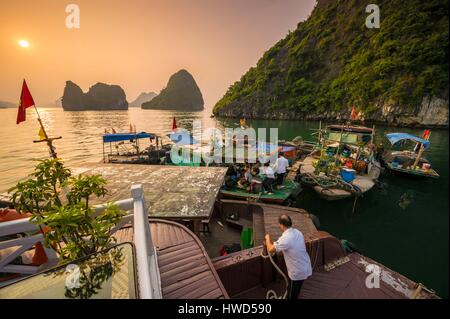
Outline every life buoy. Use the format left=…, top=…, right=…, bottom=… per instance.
left=0, top=208, right=31, bottom=222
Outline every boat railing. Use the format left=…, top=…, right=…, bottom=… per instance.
left=0, top=184, right=162, bottom=299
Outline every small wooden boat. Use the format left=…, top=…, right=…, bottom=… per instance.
left=382, top=132, right=439, bottom=179
left=102, top=131, right=170, bottom=165
left=220, top=179, right=302, bottom=204
left=300, top=124, right=381, bottom=201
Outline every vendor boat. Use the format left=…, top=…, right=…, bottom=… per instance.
left=381, top=131, right=439, bottom=179
left=299, top=124, right=381, bottom=201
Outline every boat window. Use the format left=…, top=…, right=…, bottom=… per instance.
left=0, top=243, right=137, bottom=299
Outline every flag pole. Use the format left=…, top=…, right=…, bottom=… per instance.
left=31, top=105, right=61, bottom=159
left=32, top=105, right=49, bottom=140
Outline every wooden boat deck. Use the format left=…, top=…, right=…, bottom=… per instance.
left=115, top=219, right=228, bottom=299
left=301, top=155, right=380, bottom=200
left=234, top=251, right=436, bottom=299
left=198, top=200, right=317, bottom=258
left=215, top=231, right=438, bottom=299
left=387, top=163, right=440, bottom=178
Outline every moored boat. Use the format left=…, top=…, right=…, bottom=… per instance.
left=382, top=131, right=439, bottom=179
left=102, top=131, right=171, bottom=165
left=299, top=124, right=381, bottom=201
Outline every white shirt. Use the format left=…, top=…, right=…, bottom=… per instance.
left=274, top=156, right=289, bottom=174
left=259, top=166, right=275, bottom=179
left=274, top=228, right=312, bottom=281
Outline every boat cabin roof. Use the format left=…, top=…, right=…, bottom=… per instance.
left=103, top=132, right=156, bottom=143
left=115, top=219, right=228, bottom=299
left=72, top=164, right=228, bottom=220
left=327, top=125, right=374, bottom=134
left=386, top=133, right=430, bottom=150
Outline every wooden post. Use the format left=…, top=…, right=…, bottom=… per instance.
left=412, top=131, right=431, bottom=169
left=412, top=144, right=425, bottom=169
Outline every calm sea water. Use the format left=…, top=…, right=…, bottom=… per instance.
left=0, top=107, right=448, bottom=297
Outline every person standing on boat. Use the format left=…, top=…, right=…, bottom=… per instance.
left=264, top=214, right=312, bottom=300
left=274, top=152, right=289, bottom=188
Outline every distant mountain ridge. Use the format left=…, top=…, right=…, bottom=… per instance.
left=62, top=81, right=128, bottom=111
left=142, top=69, right=204, bottom=111
left=213, top=0, right=449, bottom=127
left=0, top=101, right=16, bottom=108
left=129, top=92, right=157, bottom=107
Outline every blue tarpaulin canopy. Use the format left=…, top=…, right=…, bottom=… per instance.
left=103, top=132, right=155, bottom=143
left=386, top=133, right=430, bottom=150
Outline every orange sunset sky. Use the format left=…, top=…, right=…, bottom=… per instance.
left=0, top=0, right=316, bottom=110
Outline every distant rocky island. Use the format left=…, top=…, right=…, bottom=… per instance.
left=142, top=69, right=204, bottom=111
left=0, top=101, right=16, bottom=108
left=129, top=92, right=157, bottom=107
left=62, top=81, right=128, bottom=111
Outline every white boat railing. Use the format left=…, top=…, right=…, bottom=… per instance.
left=0, top=184, right=162, bottom=299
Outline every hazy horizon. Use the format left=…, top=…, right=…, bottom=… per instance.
left=0, top=0, right=316, bottom=110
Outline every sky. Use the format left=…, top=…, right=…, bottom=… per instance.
left=0, top=0, right=316, bottom=110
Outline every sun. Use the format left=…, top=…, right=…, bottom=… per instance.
left=18, top=40, right=30, bottom=48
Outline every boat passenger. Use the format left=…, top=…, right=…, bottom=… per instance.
left=238, top=165, right=252, bottom=189
left=259, top=162, right=275, bottom=194
left=264, top=214, right=312, bottom=300
left=273, top=152, right=289, bottom=188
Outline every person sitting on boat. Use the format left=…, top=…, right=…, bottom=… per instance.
left=238, top=165, right=253, bottom=189
left=264, top=214, right=312, bottom=300
left=259, top=162, right=275, bottom=194
left=273, top=152, right=289, bottom=188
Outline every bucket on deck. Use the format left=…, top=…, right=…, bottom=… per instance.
left=340, top=168, right=356, bottom=183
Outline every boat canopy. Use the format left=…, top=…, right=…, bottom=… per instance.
left=386, top=133, right=430, bottom=150
left=103, top=132, right=155, bottom=143
left=254, top=143, right=295, bottom=153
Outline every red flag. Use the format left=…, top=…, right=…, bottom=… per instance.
left=172, top=117, right=177, bottom=131
left=422, top=129, right=431, bottom=140
left=16, top=79, right=35, bottom=124
left=350, top=105, right=358, bottom=121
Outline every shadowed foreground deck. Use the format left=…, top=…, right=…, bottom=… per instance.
left=115, top=219, right=228, bottom=299
left=234, top=252, right=430, bottom=299
left=213, top=230, right=438, bottom=299
left=199, top=200, right=317, bottom=258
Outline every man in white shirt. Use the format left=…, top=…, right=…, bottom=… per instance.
left=273, top=152, right=289, bottom=188
left=264, top=214, right=312, bottom=299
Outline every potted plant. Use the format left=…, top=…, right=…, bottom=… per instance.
left=9, top=158, right=125, bottom=263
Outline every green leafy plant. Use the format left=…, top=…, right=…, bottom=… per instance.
left=9, top=159, right=125, bottom=262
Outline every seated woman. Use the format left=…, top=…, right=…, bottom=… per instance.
left=237, top=165, right=252, bottom=189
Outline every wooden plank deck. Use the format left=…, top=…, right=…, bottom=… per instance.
left=115, top=219, right=228, bottom=299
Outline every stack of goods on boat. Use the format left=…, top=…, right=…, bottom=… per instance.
left=299, top=124, right=381, bottom=201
